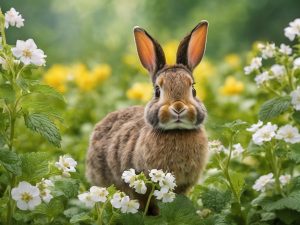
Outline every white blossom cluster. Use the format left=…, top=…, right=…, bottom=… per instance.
left=247, top=121, right=300, bottom=145
left=253, top=173, right=291, bottom=192
left=1, top=8, right=47, bottom=67
left=55, top=155, right=77, bottom=177
left=284, top=18, right=300, bottom=41
left=11, top=179, right=54, bottom=211
left=290, top=86, right=300, bottom=110
left=110, top=192, right=140, bottom=214
left=208, top=140, right=244, bottom=157
left=122, top=168, right=176, bottom=203
left=78, top=186, right=109, bottom=208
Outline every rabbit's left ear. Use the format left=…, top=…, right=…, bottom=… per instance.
left=176, top=21, right=208, bottom=71
left=134, top=27, right=166, bottom=75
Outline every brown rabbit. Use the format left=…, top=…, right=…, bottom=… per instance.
left=86, top=21, right=209, bottom=213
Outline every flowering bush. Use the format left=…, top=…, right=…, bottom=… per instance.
left=1, top=4, right=300, bottom=225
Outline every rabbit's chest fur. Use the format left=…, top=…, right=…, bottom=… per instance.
left=87, top=106, right=208, bottom=194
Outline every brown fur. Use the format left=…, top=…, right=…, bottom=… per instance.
left=86, top=21, right=209, bottom=213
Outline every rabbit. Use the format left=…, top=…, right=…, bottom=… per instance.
left=86, top=20, right=209, bottom=214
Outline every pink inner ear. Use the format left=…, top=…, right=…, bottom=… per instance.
left=134, top=31, right=156, bottom=72
left=187, top=24, right=208, bottom=69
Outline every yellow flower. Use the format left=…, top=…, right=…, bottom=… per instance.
left=224, top=54, right=241, bottom=69
left=219, top=76, right=244, bottom=96
left=91, top=64, right=111, bottom=83
left=43, top=64, right=70, bottom=93
left=72, top=64, right=95, bottom=91
left=163, top=40, right=178, bottom=65
left=126, top=82, right=153, bottom=102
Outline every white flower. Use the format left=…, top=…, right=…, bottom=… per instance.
left=133, top=180, right=147, bottom=194
left=120, top=196, right=139, bottom=214
left=78, top=192, right=95, bottom=208
left=55, top=155, right=77, bottom=177
left=40, top=188, right=53, bottom=203
left=149, top=169, right=165, bottom=183
left=252, top=122, right=278, bottom=145
left=244, top=57, right=262, bottom=75
left=159, top=173, right=176, bottom=192
left=208, top=140, right=225, bottom=153
left=153, top=189, right=176, bottom=203
left=122, top=169, right=136, bottom=186
left=247, top=120, right=263, bottom=132
left=270, top=64, right=286, bottom=79
left=11, top=181, right=41, bottom=210
left=284, top=18, right=300, bottom=41
left=290, top=86, right=300, bottom=110
left=293, top=57, right=300, bottom=70
left=279, top=174, right=291, bottom=186
left=260, top=43, right=276, bottom=59
left=279, top=44, right=292, bottom=55
left=110, top=193, right=123, bottom=209
left=89, top=186, right=109, bottom=203
left=232, top=143, right=244, bottom=157
left=244, top=66, right=253, bottom=75
left=12, top=39, right=46, bottom=66
left=4, top=8, right=24, bottom=28
left=253, top=173, right=275, bottom=192
left=36, top=179, right=54, bottom=203
left=254, top=71, right=272, bottom=86
left=275, top=125, right=300, bottom=144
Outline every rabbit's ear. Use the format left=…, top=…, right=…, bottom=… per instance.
left=176, top=21, right=208, bottom=71
left=134, top=27, right=166, bottom=74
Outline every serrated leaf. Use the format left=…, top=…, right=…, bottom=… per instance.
left=30, top=84, right=65, bottom=102
left=259, top=96, right=291, bottom=121
left=24, top=113, right=61, bottom=147
left=0, top=84, right=15, bottom=103
left=292, top=111, right=300, bottom=124
left=288, top=144, right=300, bottom=164
left=34, top=197, right=64, bottom=218
left=116, top=213, right=144, bottom=225
left=53, top=179, right=79, bottom=198
left=276, top=209, right=300, bottom=225
left=202, top=188, right=231, bottom=213
left=230, top=172, right=245, bottom=200
left=263, top=191, right=300, bottom=212
left=20, top=152, right=49, bottom=182
left=0, top=148, right=22, bottom=175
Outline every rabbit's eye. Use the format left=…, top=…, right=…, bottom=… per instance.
left=192, top=87, right=196, bottom=97
left=155, top=86, right=160, bottom=98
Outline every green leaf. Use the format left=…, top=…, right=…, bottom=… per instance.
left=30, top=84, right=65, bottom=102
left=288, top=144, right=300, bottom=164
left=230, top=172, right=245, bottom=200
left=24, top=113, right=61, bottom=147
left=259, top=96, right=291, bottom=121
left=276, top=209, right=300, bottom=225
left=20, top=152, right=50, bottom=183
left=202, top=188, right=231, bottom=213
left=260, top=212, right=276, bottom=221
left=292, top=111, right=300, bottom=124
left=34, top=197, right=64, bottom=218
left=263, top=191, right=300, bottom=212
left=53, top=178, right=79, bottom=198
left=70, top=212, right=92, bottom=224
left=0, top=148, right=22, bottom=175
left=117, top=213, right=144, bottom=225
left=0, top=84, right=15, bottom=103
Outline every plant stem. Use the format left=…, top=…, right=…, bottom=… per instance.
left=143, top=183, right=155, bottom=217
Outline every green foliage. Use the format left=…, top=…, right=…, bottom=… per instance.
left=230, top=172, right=245, bottom=200
left=19, top=152, right=50, bottom=183
left=259, top=96, right=291, bottom=121
left=0, top=148, right=22, bottom=175
left=53, top=179, right=80, bottom=199
left=201, top=188, right=231, bottom=213
left=24, top=113, right=61, bottom=147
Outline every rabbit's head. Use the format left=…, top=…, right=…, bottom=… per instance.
left=134, top=21, right=208, bottom=130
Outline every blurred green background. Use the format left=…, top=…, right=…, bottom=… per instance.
left=1, top=0, right=299, bottom=174
left=2, top=0, right=300, bottom=64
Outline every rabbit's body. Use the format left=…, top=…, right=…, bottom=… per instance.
left=86, top=21, right=210, bottom=213
left=87, top=105, right=207, bottom=195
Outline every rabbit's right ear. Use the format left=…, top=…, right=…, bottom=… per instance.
left=134, top=27, right=166, bottom=75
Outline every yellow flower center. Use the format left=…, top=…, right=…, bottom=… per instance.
left=23, top=49, right=32, bottom=58
left=21, top=192, right=33, bottom=202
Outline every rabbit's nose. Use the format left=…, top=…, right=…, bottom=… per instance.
left=171, top=101, right=187, bottom=114
left=171, top=107, right=185, bottom=114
